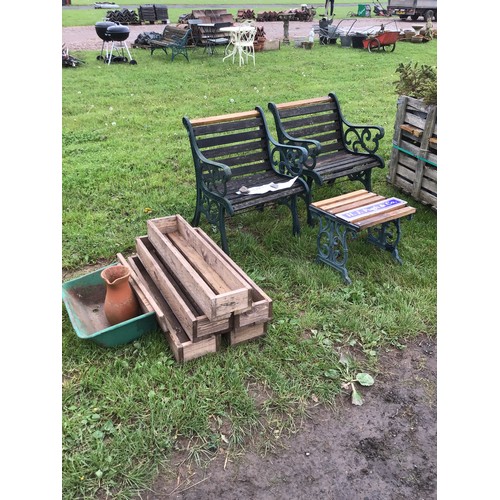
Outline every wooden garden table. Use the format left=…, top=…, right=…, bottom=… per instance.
left=309, top=189, right=416, bottom=284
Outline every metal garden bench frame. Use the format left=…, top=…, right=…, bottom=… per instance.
left=183, top=107, right=312, bottom=254
left=150, top=28, right=192, bottom=62
left=268, top=92, right=385, bottom=193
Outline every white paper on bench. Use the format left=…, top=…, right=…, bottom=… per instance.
left=236, top=177, right=298, bottom=195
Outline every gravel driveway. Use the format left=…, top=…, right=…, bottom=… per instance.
left=63, top=17, right=436, bottom=51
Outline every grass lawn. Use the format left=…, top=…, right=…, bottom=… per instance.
left=62, top=17, right=437, bottom=499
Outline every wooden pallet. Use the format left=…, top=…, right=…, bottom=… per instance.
left=388, top=95, right=437, bottom=210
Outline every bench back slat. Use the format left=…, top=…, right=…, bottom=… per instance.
left=186, top=111, right=273, bottom=177
left=270, top=96, right=345, bottom=153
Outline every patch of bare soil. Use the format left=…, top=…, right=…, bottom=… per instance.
left=137, top=334, right=436, bottom=499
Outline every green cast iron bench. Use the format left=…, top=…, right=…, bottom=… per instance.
left=150, top=27, right=192, bottom=62
left=182, top=107, right=312, bottom=254
left=268, top=93, right=385, bottom=194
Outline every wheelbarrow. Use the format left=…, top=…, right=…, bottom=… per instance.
left=362, top=29, right=399, bottom=52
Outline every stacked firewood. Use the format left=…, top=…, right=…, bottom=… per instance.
left=256, top=11, right=279, bottom=22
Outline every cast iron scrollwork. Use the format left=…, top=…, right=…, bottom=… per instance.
left=367, top=220, right=402, bottom=264
left=270, top=145, right=305, bottom=176
left=198, top=192, right=221, bottom=227
left=284, top=139, right=320, bottom=169
left=200, top=159, right=229, bottom=197
left=343, top=125, right=384, bottom=154
left=316, top=215, right=357, bottom=284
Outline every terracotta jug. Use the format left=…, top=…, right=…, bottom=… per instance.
left=101, top=265, right=140, bottom=326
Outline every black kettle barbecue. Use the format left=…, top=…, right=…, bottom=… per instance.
left=95, top=21, right=137, bottom=64
left=95, top=20, right=115, bottom=60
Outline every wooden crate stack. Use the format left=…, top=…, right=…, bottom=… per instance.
left=118, top=215, right=272, bottom=363
left=388, top=95, right=437, bottom=210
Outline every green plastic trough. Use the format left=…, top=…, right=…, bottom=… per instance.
left=62, top=264, right=157, bottom=347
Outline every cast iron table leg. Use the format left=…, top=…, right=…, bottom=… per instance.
left=314, top=211, right=358, bottom=285
left=366, top=215, right=413, bottom=264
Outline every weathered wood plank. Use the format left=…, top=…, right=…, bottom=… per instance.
left=400, top=123, right=423, bottom=137
left=228, top=322, right=267, bottom=346
left=311, top=189, right=368, bottom=207
left=356, top=206, right=416, bottom=230
left=274, top=96, right=332, bottom=111
left=189, top=109, right=260, bottom=126
left=389, top=95, right=408, bottom=185
left=411, top=105, right=437, bottom=200
left=312, top=192, right=382, bottom=213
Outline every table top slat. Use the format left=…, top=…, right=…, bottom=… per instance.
left=356, top=206, right=416, bottom=229
left=324, top=194, right=385, bottom=214
left=311, top=189, right=368, bottom=208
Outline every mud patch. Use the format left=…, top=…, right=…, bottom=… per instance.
left=137, top=334, right=436, bottom=499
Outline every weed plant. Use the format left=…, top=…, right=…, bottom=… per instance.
left=62, top=31, right=437, bottom=499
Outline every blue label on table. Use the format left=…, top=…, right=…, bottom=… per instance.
left=336, top=197, right=405, bottom=222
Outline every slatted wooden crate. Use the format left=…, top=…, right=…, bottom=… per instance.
left=147, top=214, right=252, bottom=321
left=388, top=96, right=437, bottom=210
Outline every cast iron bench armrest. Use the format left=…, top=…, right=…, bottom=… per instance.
left=329, top=93, right=384, bottom=155
left=273, top=133, right=321, bottom=170
left=342, top=122, right=385, bottom=155
left=190, top=145, right=233, bottom=207
left=268, top=140, right=308, bottom=178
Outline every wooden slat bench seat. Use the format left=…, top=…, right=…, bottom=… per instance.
left=268, top=92, right=386, bottom=194
left=183, top=107, right=312, bottom=254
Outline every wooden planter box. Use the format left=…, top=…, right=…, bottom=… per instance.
left=113, top=216, right=273, bottom=360
left=388, top=95, right=437, bottom=210
left=120, top=253, right=221, bottom=362
left=136, top=236, right=232, bottom=342
left=229, top=322, right=267, bottom=346
left=147, top=214, right=252, bottom=320
left=193, top=227, right=272, bottom=345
